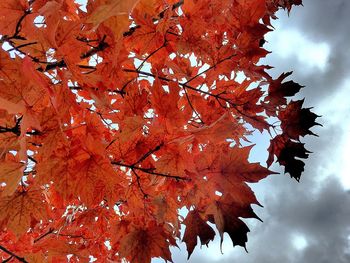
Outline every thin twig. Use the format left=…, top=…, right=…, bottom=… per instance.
left=183, top=54, right=237, bottom=85
left=7, top=42, right=38, bottom=52
left=137, top=41, right=167, bottom=71
left=119, top=78, right=135, bottom=95
left=86, top=108, right=112, bottom=128
left=80, top=35, right=109, bottom=59
left=3, top=255, right=13, bottom=263
left=182, top=85, right=204, bottom=124
left=112, top=161, right=189, bottom=181
left=34, top=228, right=54, bottom=243
left=27, top=156, right=37, bottom=164
left=132, top=143, right=163, bottom=166
left=131, top=169, right=148, bottom=198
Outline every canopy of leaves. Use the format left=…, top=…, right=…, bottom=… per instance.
left=0, top=0, right=318, bottom=262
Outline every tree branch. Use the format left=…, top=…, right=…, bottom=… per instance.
left=34, top=228, right=55, bottom=243
left=80, top=35, right=109, bottom=59
left=112, top=161, right=189, bottom=181
left=11, top=10, right=31, bottom=40
left=0, top=117, right=42, bottom=137
left=0, top=116, right=22, bottom=136
left=122, top=68, right=233, bottom=104
left=7, top=42, right=38, bottom=52
left=0, top=245, right=27, bottom=263
left=122, top=68, right=273, bottom=129
left=38, top=60, right=96, bottom=72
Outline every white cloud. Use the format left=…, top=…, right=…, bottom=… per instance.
left=266, top=28, right=330, bottom=72
left=318, top=79, right=350, bottom=190
left=292, top=234, right=308, bottom=250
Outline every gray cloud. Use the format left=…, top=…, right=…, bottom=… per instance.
left=261, top=176, right=350, bottom=263
left=266, top=0, right=350, bottom=105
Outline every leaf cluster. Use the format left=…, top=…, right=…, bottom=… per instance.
left=0, top=0, right=317, bottom=262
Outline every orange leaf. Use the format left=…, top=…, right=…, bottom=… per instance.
left=0, top=156, right=25, bottom=196
left=86, top=0, right=139, bottom=27
left=0, top=188, right=48, bottom=236
left=119, top=222, right=175, bottom=263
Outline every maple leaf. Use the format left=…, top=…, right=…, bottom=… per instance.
left=0, top=0, right=28, bottom=36
left=34, top=235, right=90, bottom=262
left=279, top=99, right=321, bottom=139
left=267, top=135, right=311, bottom=181
left=0, top=155, right=25, bottom=196
left=264, top=71, right=304, bottom=108
left=23, top=252, right=45, bottom=263
left=86, top=0, right=139, bottom=28
left=118, top=221, right=176, bottom=263
left=206, top=193, right=257, bottom=251
left=182, top=209, right=215, bottom=259
left=0, top=188, right=48, bottom=236
left=196, top=145, right=274, bottom=185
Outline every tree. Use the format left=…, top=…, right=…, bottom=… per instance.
left=0, top=0, right=318, bottom=262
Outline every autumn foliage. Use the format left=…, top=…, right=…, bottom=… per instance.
left=0, top=0, right=318, bottom=262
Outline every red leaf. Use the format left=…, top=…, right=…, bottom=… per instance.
left=182, top=209, right=215, bottom=259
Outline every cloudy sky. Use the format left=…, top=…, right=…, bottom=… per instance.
left=154, top=1, right=350, bottom=262
left=2, top=0, right=349, bottom=262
